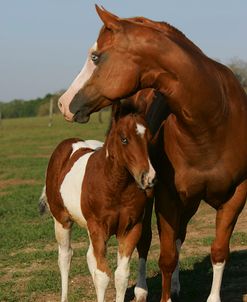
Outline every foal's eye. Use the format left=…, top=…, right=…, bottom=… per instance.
left=91, top=53, right=100, bottom=64
left=121, top=137, right=128, bottom=145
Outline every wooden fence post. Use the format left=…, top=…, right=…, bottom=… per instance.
left=48, top=98, right=54, bottom=127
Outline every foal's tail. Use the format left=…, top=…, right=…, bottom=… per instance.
left=39, top=186, right=48, bottom=215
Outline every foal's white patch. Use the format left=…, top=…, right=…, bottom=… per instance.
left=60, top=151, right=94, bottom=227
left=136, top=123, right=146, bottom=138
left=207, top=261, right=225, bottom=302
left=115, top=253, right=130, bottom=302
left=71, top=140, right=103, bottom=156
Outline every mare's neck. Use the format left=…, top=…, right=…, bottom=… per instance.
left=139, top=33, right=226, bottom=130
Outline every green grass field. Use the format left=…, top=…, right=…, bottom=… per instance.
left=0, top=113, right=246, bottom=302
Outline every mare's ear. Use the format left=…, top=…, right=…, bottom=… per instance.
left=95, top=5, right=122, bottom=32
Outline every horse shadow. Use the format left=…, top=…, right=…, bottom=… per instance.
left=125, top=250, right=247, bottom=302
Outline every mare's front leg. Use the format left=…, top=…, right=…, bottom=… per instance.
left=54, top=219, right=73, bottom=302
left=116, top=222, right=143, bottom=302
left=87, top=222, right=110, bottom=302
left=155, top=183, right=181, bottom=302
left=135, top=197, right=154, bottom=302
left=207, top=180, right=247, bottom=302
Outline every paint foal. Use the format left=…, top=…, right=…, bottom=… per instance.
left=58, top=7, right=247, bottom=302
left=40, top=102, right=156, bottom=302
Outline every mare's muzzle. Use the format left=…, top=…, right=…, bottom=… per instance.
left=69, top=91, right=92, bottom=124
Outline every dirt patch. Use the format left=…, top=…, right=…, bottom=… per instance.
left=0, top=178, right=40, bottom=191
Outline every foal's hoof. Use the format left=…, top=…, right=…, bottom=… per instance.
left=134, top=286, right=148, bottom=302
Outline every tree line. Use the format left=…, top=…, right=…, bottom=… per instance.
left=0, top=59, right=247, bottom=120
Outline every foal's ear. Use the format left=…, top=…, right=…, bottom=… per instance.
left=95, top=5, right=122, bottom=32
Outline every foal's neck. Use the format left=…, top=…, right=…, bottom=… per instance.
left=99, top=144, right=132, bottom=190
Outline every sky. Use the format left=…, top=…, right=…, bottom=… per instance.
left=1, top=0, right=247, bottom=102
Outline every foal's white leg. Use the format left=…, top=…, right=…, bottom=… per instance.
left=115, top=252, right=130, bottom=302
left=206, top=261, right=225, bottom=302
left=134, top=257, right=148, bottom=302
left=171, top=239, right=182, bottom=297
left=54, top=219, right=73, bottom=302
left=87, top=236, right=110, bottom=302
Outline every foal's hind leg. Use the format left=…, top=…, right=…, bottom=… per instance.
left=116, top=222, right=143, bottom=302
left=54, top=219, right=73, bottom=302
left=135, top=198, right=154, bottom=302
left=207, top=180, right=247, bottom=302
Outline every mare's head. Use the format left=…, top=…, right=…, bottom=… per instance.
left=106, top=101, right=156, bottom=190
left=58, top=6, right=157, bottom=123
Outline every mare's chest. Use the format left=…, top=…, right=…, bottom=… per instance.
left=162, top=116, right=247, bottom=204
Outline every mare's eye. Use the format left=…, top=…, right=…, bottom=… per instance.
left=121, top=137, right=128, bottom=145
left=91, top=53, right=100, bottom=63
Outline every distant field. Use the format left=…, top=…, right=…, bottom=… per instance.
left=0, top=113, right=246, bottom=302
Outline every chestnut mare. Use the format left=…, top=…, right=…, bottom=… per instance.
left=58, top=6, right=247, bottom=302
left=41, top=102, right=156, bottom=302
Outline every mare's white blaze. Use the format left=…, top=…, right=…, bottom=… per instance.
left=58, top=42, right=97, bottom=118
left=171, top=239, right=182, bottom=296
left=115, top=253, right=130, bottom=302
left=207, top=261, right=225, bottom=302
left=60, top=151, right=94, bottom=227
left=136, top=123, right=146, bottom=138
left=134, top=258, right=148, bottom=301
left=71, top=140, right=103, bottom=156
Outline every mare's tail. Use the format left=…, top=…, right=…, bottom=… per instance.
left=39, top=186, right=48, bottom=215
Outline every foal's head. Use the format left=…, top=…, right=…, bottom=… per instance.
left=106, top=101, right=156, bottom=190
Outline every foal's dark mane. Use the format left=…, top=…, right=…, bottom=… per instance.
left=106, top=100, right=143, bottom=136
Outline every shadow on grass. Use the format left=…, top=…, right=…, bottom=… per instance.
left=125, top=250, right=247, bottom=302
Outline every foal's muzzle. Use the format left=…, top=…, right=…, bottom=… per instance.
left=138, top=171, right=157, bottom=190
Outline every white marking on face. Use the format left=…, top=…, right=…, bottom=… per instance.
left=106, top=148, right=109, bottom=158
left=134, top=258, right=148, bottom=301
left=58, top=42, right=98, bottom=120
left=136, top=123, right=146, bottom=138
left=207, top=261, right=225, bottom=302
left=60, top=151, right=94, bottom=227
left=71, top=140, right=103, bottom=156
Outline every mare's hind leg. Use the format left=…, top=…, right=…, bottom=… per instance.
left=116, top=222, right=142, bottom=302
left=54, top=218, right=73, bottom=302
left=207, top=180, right=247, bottom=302
left=87, top=223, right=110, bottom=302
left=135, top=198, right=154, bottom=302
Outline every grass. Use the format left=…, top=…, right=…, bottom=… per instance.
left=0, top=113, right=247, bottom=302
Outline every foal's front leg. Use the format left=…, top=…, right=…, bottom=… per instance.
left=54, top=219, right=73, bottom=302
left=115, top=222, right=142, bottom=302
left=87, top=223, right=110, bottom=302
